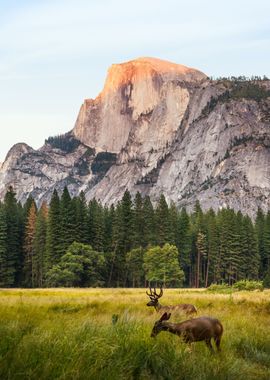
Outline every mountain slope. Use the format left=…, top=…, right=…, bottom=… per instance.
left=0, top=57, right=269, bottom=216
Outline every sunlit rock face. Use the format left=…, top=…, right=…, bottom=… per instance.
left=1, top=57, right=270, bottom=217
left=73, top=57, right=206, bottom=154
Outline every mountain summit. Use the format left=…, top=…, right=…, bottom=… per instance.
left=102, top=57, right=206, bottom=94
left=73, top=57, right=206, bottom=153
left=0, top=57, right=269, bottom=216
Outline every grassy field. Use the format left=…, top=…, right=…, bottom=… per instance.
left=0, top=288, right=270, bottom=380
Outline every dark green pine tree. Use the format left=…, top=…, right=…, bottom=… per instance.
left=205, top=208, right=219, bottom=287
left=142, top=196, right=156, bottom=247
left=109, top=191, right=134, bottom=286
left=223, top=209, right=241, bottom=285
left=103, top=205, right=114, bottom=253
left=235, top=211, right=246, bottom=281
left=216, top=209, right=228, bottom=283
left=88, top=199, right=105, bottom=252
left=45, top=189, right=61, bottom=273
left=263, top=211, right=270, bottom=279
left=133, top=192, right=145, bottom=248
left=192, top=200, right=204, bottom=230
left=108, top=201, right=123, bottom=286
left=255, top=208, right=265, bottom=277
left=73, top=191, right=89, bottom=244
left=177, top=208, right=192, bottom=286
left=17, top=201, right=26, bottom=286
left=189, top=201, right=206, bottom=287
left=155, top=194, right=171, bottom=246
left=23, top=201, right=37, bottom=287
left=241, top=215, right=259, bottom=280
left=168, top=201, right=178, bottom=245
left=3, top=187, right=21, bottom=287
left=59, top=186, right=77, bottom=257
left=0, top=205, right=8, bottom=287
left=118, top=190, right=134, bottom=254
left=195, top=231, right=207, bottom=287
left=101, top=205, right=114, bottom=284
left=33, top=202, right=48, bottom=287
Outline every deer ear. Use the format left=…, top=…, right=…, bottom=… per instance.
left=160, top=312, right=168, bottom=322
left=167, top=313, right=171, bottom=320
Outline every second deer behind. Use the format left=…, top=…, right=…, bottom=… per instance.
left=146, top=287, right=197, bottom=315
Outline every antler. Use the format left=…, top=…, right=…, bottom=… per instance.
left=146, top=287, right=155, bottom=298
left=154, top=286, right=163, bottom=299
left=146, top=286, right=163, bottom=299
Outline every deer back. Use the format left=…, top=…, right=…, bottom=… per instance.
left=174, top=317, right=223, bottom=341
left=159, top=303, right=197, bottom=315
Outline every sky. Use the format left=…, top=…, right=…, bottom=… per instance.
left=0, top=0, right=270, bottom=162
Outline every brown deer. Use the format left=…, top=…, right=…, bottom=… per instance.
left=146, top=287, right=197, bottom=315
left=151, top=312, right=223, bottom=352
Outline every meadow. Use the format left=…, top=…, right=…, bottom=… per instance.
left=0, top=288, right=270, bottom=380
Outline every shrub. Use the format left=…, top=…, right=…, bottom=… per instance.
left=207, top=283, right=232, bottom=293
left=233, top=280, right=264, bottom=291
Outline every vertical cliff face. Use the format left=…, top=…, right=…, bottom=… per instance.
left=0, top=57, right=269, bottom=217
left=73, top=57, right=206, bottom=156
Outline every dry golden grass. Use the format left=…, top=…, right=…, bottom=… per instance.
left=0, top=288, right=269, bottom=379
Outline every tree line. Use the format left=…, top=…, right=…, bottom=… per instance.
left=0, top=186, right=269, bottom=288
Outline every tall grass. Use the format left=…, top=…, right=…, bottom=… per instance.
left=0, top=288, right=269, bottom=379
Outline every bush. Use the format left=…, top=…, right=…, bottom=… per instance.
left=207, top=281, right=264, bottom=292
left=207, top=283, right=232, bottom=293
left=233, top=280, right=264, bottom=291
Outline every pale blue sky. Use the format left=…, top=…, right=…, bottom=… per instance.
left=0, top=0, right=269, bottom=162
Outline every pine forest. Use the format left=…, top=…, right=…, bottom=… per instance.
left=0, top=186, right=269, bottom=289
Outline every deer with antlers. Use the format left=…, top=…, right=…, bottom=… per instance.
left=150, top=312, right=223, bottom=352
left=146, top=287, right=197, bottom=315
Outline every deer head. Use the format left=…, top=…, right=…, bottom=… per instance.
left=151, top=312, right=171, bottom=337
left=146, top=286, right=163, bottom=309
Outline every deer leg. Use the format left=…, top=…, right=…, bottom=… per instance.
left=205, top=338, right=214, bottom=352
left=215, top=336, right=221, bottom=352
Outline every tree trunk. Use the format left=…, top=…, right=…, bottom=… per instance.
left=205, top=255, right=210, bottom=288
left=196, top=250, right=201, bottom=288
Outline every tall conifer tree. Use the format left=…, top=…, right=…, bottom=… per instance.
left=33, top=202, right=48, bottom=287
left=45, top=189, right=61, bottom=273
left=263, top=211, right=270, bottom=277
left=23, top=201, right=37, bottom=287
left=74, top=191, right=89, bottom=244
left=4, top=187, right=21, bottom=286
left=178, top=208, right=191, bottom=286
left=0, top=205, right=8, bottom=286
left=142, top=196, right=156, bottom=246
left=205, top=209, right=219, bottom=287
left=255, top=208, right=265, bottom=277
left=133, top=192, right=145, bottom=248
left=88, top=199, right=105, bottom=252
left=59, top=186, right=77, bottom=256
left=155, top=194, right=171, bottom=246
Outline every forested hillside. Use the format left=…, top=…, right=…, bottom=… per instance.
left=0, top=186, right=269, bottom=288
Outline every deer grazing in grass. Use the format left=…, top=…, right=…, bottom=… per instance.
left=146, top=287, right=197, bottom=315
left=151, top=312, right=223, bottom=352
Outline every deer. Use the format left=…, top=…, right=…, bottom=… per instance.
left=146, top=287, right=197, bottom=315
left=151, top=312, right=223, bottom=352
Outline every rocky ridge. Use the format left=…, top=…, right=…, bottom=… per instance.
left=0, top=57, right=270, bottom=217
